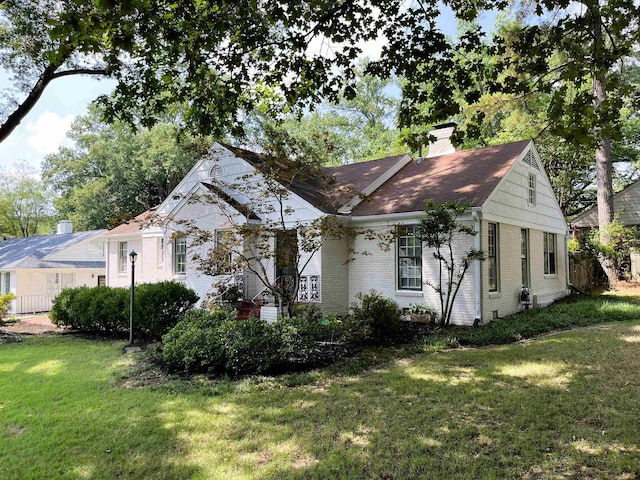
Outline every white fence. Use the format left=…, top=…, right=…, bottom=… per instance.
left=12, top=295, right=55, bottom=315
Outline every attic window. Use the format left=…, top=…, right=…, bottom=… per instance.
left=209, top=164, right=224, bottom=180
left=522, top=150, right=540, bottom=171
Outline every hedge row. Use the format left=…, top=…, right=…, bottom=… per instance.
left=162, top=307, right=358, bottom=376
left=50, top=282, right=198, bottom=339
left=162, top=293, right=405, bottom=376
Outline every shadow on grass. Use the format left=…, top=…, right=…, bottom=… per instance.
left=184, top=325, right=640, bottom=479
left=3, top=310, right=640, bottom=479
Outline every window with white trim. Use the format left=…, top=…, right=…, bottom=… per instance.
left=488, top=223, right=499, bottom=292
left=2, top=272, right=10, bottom=294
left=215, top=230, right=233, bottom=275
left=528, top=173, right=536, bottom=206
left=397, top=225, right=422, bottom=291
left=157, top=238, right=165, bottom=266
left=46, top=273, right=74, bottom=295
left=521, top=229, right=529, bottom=287
left=173, top=236, right=187, bottom=275
left=544, top=232, right=556, bottom=275
left=118, top=242, right=128, bottom=273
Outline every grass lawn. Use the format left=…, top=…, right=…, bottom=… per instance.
left=2, top=298, right=640, bottom=479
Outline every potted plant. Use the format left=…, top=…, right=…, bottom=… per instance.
left=407, top=303, right=437, bottom=324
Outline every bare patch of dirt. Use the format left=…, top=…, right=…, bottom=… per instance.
left=116, top=367, right=174, bottom=389
left=0, top=316, right=64, bottom=335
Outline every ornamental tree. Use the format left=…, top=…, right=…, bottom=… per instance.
left=418, top=200, right=486, bottom=327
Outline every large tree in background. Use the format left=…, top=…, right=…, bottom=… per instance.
left=371, top=2, right=640, bottom=284
left=42, top=106, right=207, bottom=230
left=0, top=162, right=53, bottom=237
left=242, top=61, right=405, bottom=166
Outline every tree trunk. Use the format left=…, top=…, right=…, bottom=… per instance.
left=592, top=6, right=618, bottom=287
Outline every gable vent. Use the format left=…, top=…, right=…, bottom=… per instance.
left=209, top=164, right=224, bottom=180
left=521, top=150, right=540, bottom=171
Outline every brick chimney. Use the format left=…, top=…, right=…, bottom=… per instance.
left=426, top=122, right=457, bottom=158
left=56, top=220, right=73, bottom=234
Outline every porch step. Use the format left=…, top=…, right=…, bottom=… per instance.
left=236, top=300, right=261, bottom=320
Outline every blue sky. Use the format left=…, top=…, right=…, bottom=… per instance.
left=0, top=5, right=496, bottom=173
left=0, top=74, right=115, bottom=170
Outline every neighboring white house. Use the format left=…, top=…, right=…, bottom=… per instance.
left=0, top=221, right=106, bottom=314
left=106, top=126, right=570, bottom=325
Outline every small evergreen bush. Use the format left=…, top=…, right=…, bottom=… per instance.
left=162, top=308, right=236, bottom=373
left=220, top=317, right=280, bottom=375
left=350, top=290, right=401, bottom=342
left=51, top=282, right=197, bottom=337
left=134, top=281, right=199, bottom=339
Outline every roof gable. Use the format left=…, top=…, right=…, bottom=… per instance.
left=572, top=178, right=640, bottom=228
left=349, top=140, right=530, bottom=216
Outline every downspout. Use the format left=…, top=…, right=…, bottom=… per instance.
left=565, top=230, right=570, bottom=291
left=472, top=208, right=482, bottom=325
left=104, top=238, right=110, bottom=286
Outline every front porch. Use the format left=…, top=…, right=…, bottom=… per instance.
left=214, top=273, right=322, bottom=321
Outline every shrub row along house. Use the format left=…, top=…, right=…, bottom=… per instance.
left=105, top=125, right=570, bottom=325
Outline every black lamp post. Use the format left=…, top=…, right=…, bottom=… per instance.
left=128, top=250, right=137, bottom=345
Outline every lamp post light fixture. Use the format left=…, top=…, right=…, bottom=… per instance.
left=128, top=250, right=138, bottom=346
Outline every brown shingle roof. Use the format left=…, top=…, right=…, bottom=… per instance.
left=322, top=155, right=409, bottom=207
left=350, top=140, right=530, bottom=216
left=220, top=141, right=530, bottom=216
left=105, top=210, right=154, bottom=236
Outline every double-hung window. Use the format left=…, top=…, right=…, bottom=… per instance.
left=397, top=225, right=422, bottom=290
left=528, top=173, right=537, bottom=206
left=544, top=232, right=556, bottom=275
left=487, top=223, right=499, bottom=292
left=3, top=272, right=10, bottom=294
left=173, top=236, right=187, bottom=275
left=215, top=230, right=233, bottom=275
left=521, top=229, right=529, bottom=287
left=118, top=242, right=128, bottom=273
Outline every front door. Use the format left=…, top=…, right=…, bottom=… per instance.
left=275, top=229, right=298, bottom=295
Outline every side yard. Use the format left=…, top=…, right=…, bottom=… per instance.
left=1, top=296, right=640, bottom=479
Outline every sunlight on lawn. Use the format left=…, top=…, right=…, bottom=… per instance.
left=0, top=362, right=19, bottom=372
left=621, top=325, right=640, bottom=343
left=498, top=361, right=573, bottom=388
left=72, top=464, right=95, bottom=479
left=407, top=365, right=479, bottom=385
left=26, top=359, right=63, bottom=375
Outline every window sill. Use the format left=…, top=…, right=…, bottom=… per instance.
left=543, top=274, right=557, bottom=279
left=396, top=290, right=423, bottom=297
left=488, top=291, right=501, bottom=299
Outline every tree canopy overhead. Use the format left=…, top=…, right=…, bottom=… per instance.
left=0, top=0, right=430, bottom=144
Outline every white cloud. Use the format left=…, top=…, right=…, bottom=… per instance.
left=26, top=111, right=75, bottom=155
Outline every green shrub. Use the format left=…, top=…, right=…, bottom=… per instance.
left=51, top=282, right=197, bottom=337
left=162, top=308, right=236, bottom=373
left=350, top=290, right=401, bottom=342
left=84, top=286, right=129, bottom=332
left=134, top=281, right=199, bottom=339
left=291, top=303, right=324, bottom=323
left=51, top=286, right=129, bottom=331
left=0, top=292, right=15, bottom=324
left=275, top=315, right=324, bottom=363
left=220, top=317, right=280, bottom=376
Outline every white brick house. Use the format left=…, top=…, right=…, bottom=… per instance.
left=106, top=127, right=570, bottom=325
